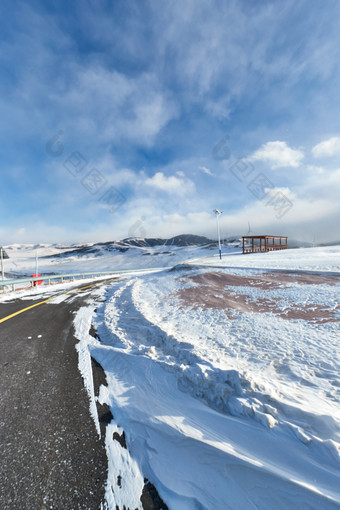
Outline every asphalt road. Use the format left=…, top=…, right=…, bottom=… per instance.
left=0, top=281, right=112, bottom=509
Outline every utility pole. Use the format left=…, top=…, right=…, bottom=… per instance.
left=1, top=247, right=4, bottom=280
left=213, top=209, right=223, bottom=260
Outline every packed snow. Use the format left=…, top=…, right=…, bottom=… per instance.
left=72, top=246, right=340, bottom=509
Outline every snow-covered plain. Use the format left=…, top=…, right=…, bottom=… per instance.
left=189, top=244, right=340, bottom=273
left=0, top=240, right=208, bottom=297
left=2, top=241, right=213, bottom=277
left=3, top=242, right=340, bottom=280
left=73, top=246, right=340, bottom=509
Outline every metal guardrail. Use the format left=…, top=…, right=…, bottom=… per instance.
left=0, top=267, right=166, bottom=293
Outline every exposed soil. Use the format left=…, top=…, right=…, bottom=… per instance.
left=175, top=271, right=340, bottom=324
left=181, top=270, right=340, bottom=289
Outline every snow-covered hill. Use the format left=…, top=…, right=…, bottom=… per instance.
left=2, top=235, right=216, bottom=277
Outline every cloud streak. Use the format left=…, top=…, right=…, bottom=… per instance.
left=144, top=172, right=195, bottom=196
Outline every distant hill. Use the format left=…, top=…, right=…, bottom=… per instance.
left=43, top=234, right=216, bottom=259
left=121, top=234, right=214, bottom=247
left=317, top=240, right=340, bottom=247
left=28, top=234, right=340, bottom=261
left=164, top=234, right=214, bottom=246
left=120, top=238, right=164, bottom=248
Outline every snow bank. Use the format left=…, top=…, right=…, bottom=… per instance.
left=74, top=258, right=340, bottom=509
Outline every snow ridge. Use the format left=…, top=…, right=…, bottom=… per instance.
left=86, top=268, right=340, bottom=509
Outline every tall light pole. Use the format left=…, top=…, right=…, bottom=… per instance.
left=1, top=247, right=4, bottom=280
left=213, top=209, right=223, bottom=260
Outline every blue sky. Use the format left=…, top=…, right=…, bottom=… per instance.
left=1, top=0, right=340, bottom=244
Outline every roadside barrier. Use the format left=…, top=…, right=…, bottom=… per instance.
left=0, top=267, right=165, bottom=293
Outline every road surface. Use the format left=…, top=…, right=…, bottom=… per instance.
left=0, top=280, right=113, bottom=509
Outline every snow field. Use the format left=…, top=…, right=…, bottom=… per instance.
left=4, top=242, right=340, bottom=507
left=190, top=245, right=340, bottom=273
left=3, top=241, right=212, bottom=277
left=74, top=259, right=340, bottom=509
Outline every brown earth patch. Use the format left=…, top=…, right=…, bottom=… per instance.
left=175, top=271, right=339, bottom=324
left=266, top=271, right=340, bottom=286
left=179, top=271, right=340, bottom=289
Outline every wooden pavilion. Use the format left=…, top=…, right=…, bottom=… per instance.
left=242, top=235, right=288, bottom=254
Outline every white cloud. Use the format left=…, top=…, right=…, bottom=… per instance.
left=307, top=165, right=325, bottom=174
left=264, top=187, right=296, bottom=201
left=188, top=212, right=212, bottom=222
left=250, top=141, right=304, bottom=169
left=144, top=172, right=195, bottom=195
left=163, top=213, right=185, bottom=223
left=214, top=193, right=339, bottom=240
left=312, top=137, right=340, bottom=158
left=55, top=66, right=179, bottom=147
left=198, top=166, right=214, bottom=176
left=15, top=227, right=26, bottom=237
